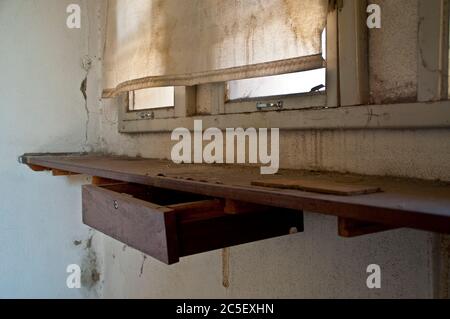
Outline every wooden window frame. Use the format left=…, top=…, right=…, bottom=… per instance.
left=120, top=86, right=196, bottom=122
left=117, top=0, right=450, bottom=134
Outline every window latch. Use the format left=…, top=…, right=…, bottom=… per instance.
left=256, top=101, right=283, bottom=111
left=138, top=111, right=155, bottom=120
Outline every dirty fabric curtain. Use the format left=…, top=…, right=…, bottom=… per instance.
left=102, top=0, right=328, bottom=97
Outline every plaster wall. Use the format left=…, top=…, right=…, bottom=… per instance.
left=0, top=0, right=102, bottom=298
left=94, top=0, right=449, bottom=298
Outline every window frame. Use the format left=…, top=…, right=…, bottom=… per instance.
left=119, top=86, right=196, bottom=123
left=117, top=0, right=450, bottom=134
left=119, top=6, right=339, bottom=133
left=223, top=91, right=327, bottom=114
left=128, top=87, right=176, bottom=112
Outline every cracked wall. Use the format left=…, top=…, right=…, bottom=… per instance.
left=0, top=0, right=103, bottom=298
left=368, top=0, right=419, bottom=104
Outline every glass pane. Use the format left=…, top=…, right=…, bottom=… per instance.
left=227, top=29, right=326, bottom=100
left=227, top=69, right=326, bottom=100
left=129, top=87, right=175, bottom=111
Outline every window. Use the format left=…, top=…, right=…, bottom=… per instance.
left=117, top=4, right=340, bottom=133
left=129, top=87, right=175, bottom=111
left=226, top=30, right=327, bottom=102
left=113, top=0, right=448, bottom=134
left=226, top=69, right=326, bottom=101
left=119, top=86, right=196, bottom=129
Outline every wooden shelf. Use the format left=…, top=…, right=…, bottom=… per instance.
left=20, top=153, right=450, bottom=239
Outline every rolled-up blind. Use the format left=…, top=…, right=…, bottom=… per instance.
left=102, top=0, right=328, bottom=98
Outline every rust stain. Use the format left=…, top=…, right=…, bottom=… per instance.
left=81, top=234, right=101, bottom=290
left=282, top=0, right=300, bottom=42
left=245, top=14, right=258, bottom=65
left=222, top=248, right=230, bottom=288
left=282, top=0, right=326, bottom=51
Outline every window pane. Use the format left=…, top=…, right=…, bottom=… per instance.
left=227, top=69, right=326, bottom=100
left=129, top=87, right=175, bottom=111
left=227, top=29, right=326, bottom=101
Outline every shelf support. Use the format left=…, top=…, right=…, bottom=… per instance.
left=338, top=217, right=399, bottom=238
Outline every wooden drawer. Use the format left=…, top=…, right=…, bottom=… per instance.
left=82, top=183, right=303, bottom=264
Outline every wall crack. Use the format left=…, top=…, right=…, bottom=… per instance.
left=81, top=55, right=92, bottom=150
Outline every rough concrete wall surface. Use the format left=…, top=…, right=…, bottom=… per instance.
left=99, top=211, right=436, bottom=298
left=368, top=0, right=419, bottom=104
left=0, top=0, right=102, bottom=297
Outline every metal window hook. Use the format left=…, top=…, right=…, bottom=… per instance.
left=256, top=101, right=284, bottom=110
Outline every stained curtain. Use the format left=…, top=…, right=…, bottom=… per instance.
left=102, top=0, right=328, bottom=98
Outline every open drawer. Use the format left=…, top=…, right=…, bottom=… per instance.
left=82, top=183, right=303, bottom=264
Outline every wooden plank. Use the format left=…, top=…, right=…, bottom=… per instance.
left=251, top=178, right=381, bottom=196
left=21, top=154, right=450, bottom=234
left=82, top=184, right=179, bottom=264
left=338, top=217, right=399, bottom=238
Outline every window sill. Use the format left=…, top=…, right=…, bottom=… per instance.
left=119, top=100, right=450, bottom=133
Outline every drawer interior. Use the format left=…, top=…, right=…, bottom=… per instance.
left=98, top=182, right=210, bottom=206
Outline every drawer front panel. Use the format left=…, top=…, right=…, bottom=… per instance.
left=178, top=209, right=303, bottom=257
left=82, top=185, right=179, bottom=264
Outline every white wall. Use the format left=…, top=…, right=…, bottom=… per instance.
left=0, top=0, right=101, bottom=298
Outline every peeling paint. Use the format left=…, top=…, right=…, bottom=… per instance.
left=368, top=0, right=419, bottom=104
left=80, top=235, right=100, bottom=291
left=222, top=248, right=230, bottom=289
left=81, top=55, right=92, bottom=150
